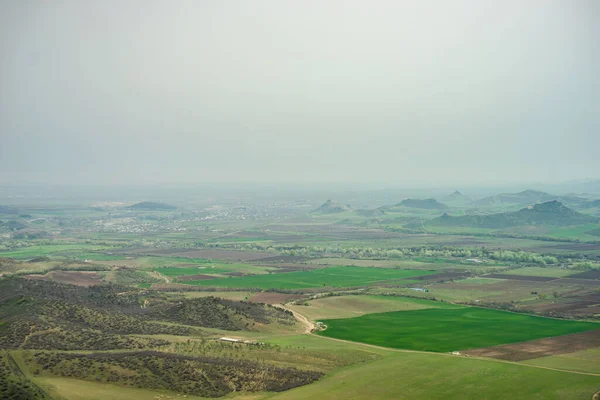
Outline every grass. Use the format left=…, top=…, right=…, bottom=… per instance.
left=546, top=224, right=600, bottom=240
left=521, top=348, right=600, bottom=375
left=288, top=295, right=459, bottom=320
left=268, top=350, right=600, bottom=400
left=0, top=244, right=108, bottom=259
left=182, top=266, right=438, bottom=290
left=30, top=376, right=216, bottom=400
left=317, top=307, right=599, bottom=352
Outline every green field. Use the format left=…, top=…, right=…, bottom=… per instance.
left=0, top=244, right=108, bottom=259
left=499, top=266, right=577, bottom=278
left=317, top=307, right=599, bottom=352
left=182, top=266, right=437, bottom=290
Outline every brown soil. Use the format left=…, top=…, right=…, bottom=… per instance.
left=25, top=271, right=103, bottom=287
left=544, top=243, right=600, bottom=251
left=568, top=270, right=600, bottom=280
left=528, top=292, right=600, bottom=315
left=554, top=278, right=600, bottom=288
left=484, top=274, right=557, bottom=282
left=465, top=329, right=600, bottom=361
left=415, top=272, right=470, bottom=281
left=252, top=255, right=310, bottom=263
left=248, top=292, right=306, bottom=304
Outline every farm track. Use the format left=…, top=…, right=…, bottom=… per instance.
left=287, top=307, right=600, bottom=378
left=148, top=270, right=170, bottom=283
left=277, top=304, right=315, bottom=334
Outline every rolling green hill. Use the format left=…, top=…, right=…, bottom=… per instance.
left=355, top=208, right=385, bottom=217
left=441, top=191, right=471, bottom=207
left=473, top=189, right=590, bottom=209
left=474, top=190, right=555, bottom=207
left=383, top=198, right=448, bottom=210
left=427, top=201, right=598, bottom=229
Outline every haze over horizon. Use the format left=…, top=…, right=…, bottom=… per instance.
left=1, top=1, right=598, bottom=186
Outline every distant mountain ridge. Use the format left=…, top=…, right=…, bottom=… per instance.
left=428, top=201, right=598, bottom=229
left=355, top=208, right=386, bottom=217
left=441, top=191, right=471, bottom=207
left=312, top=200, right=351, bottom=214
left=474, top=190, right=555, bottom=206
left=394, top=198, right=448, bottom=210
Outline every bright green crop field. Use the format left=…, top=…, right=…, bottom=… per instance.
left=317, top=307, right=600, bottom=352
left=0, top=244, right=109, bottom=259
left=183, top=266, right=437, bottom=289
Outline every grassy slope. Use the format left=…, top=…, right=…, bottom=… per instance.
left=522, top=348, right=600, bottom=375
left=269, top=350, right=600, bottom=400
left=13, top=333, right=600, bottom=400
left=183, top=267, right=437, bottom=290
left=288, top=295, right=459, bottom=320
left=318, top=308, right=599, bottom=352
left=31, top=377, right=216, bottom=400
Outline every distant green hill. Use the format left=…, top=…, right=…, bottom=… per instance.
left=441, top=191, right=470, bottom=207
left=127, top=201, right=176, bottom=210
left=428, top=201, right=598, bottom=229
left=474, top=190, right=554, bottom=207
left=355, top=208, right=385, bottom=217
left=312, top=200, right=351, bottom=214
left=393, top=198, right=448, bottom=210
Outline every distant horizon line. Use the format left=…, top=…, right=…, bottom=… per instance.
left=0, top=178, right=598, bottom=190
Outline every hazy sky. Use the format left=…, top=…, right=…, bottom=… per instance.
left=1, top=1, right=598, bottom=186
